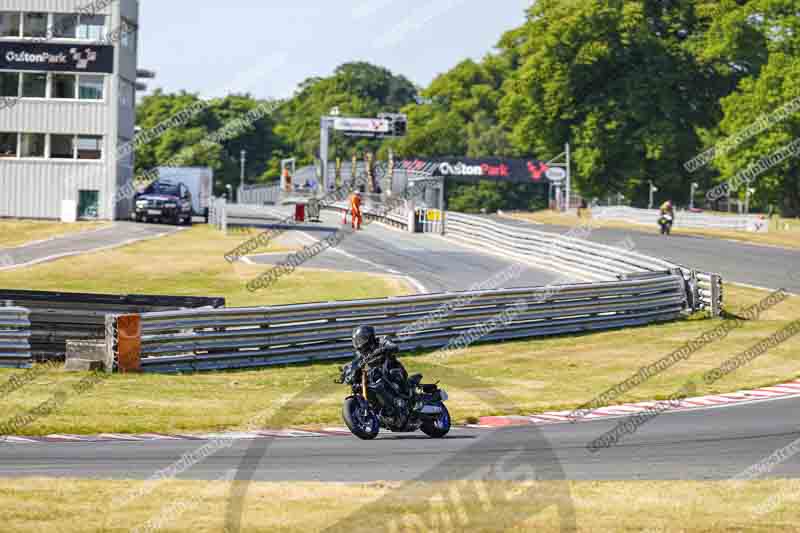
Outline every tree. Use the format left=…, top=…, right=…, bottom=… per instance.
left=706, top=0, right=800, bottom=215
left=497, top=0, right=740, bottom=206
left=134, top=92, right=282, bottom=194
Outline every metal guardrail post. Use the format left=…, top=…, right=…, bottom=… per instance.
left=220, top=198, right=228, bottom=234
left=711, top=274, right=723, bottom=318
left=104, top=314, right=117, bottom=373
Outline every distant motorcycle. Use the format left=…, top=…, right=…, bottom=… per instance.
left=337, top=352, right=451, bottom=440
left=659, top=213, right=674, bottom=235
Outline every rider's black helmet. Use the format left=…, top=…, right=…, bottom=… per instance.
left=352, top=325, right=378, bottom=352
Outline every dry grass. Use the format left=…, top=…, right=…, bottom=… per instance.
left=0, top=220, right=110, bottom=248
left=508, top=210, right=800, bottom=250
left=0, top=225, right=409, bottom=307
left=1, top=478, right=798, bottom=532
left=0, top=285, right=796, bottom=436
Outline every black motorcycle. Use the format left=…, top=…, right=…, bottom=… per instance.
left=337, top=355, right=451, bottom=440
left=659, top=213, right=674, bottom=235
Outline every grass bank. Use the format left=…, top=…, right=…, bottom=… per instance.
left=1, top=478, right=797, bottom=532
left=0, top=220, right=110, bottom=248
left=0, top=225, right=408, bottom=307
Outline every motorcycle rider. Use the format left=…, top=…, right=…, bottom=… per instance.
left=349, top=326, right=409, bottom=415
left=659, top=200, right=675, bottom=234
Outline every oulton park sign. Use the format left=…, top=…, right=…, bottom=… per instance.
left=0, top=42, right=114, bottom=73
left=398, top=158, right=559, bottom=184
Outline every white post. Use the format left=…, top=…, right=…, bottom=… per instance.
left=565, top=142, right=571, bottom=211
left=240, top=150, right=246, bottom=191
left=320, top=117, right=331, bottom=192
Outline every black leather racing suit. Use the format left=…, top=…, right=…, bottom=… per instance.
left=350, top=339, right=409, bottom=414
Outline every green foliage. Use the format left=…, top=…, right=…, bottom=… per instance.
left=709, top=0, right=800, bottom=215
left=134, top=90, right=283, bottom=194
left=446, top=181, right=548, bottom=214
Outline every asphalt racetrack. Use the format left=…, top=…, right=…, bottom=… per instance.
left=237, top=210, right=562, bottom=292
left=492, top=215, right=800, bottom=294
left=1, top=396, right=798, bottom=481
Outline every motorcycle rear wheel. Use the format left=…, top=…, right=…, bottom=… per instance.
left=421, top=403, right=451, bottom=438
left=343, top=397, right=380, bottom=440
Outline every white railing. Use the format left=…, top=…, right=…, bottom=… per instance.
left=592, top=206, right=768, bottom=233
left=443, top=212, right=723, bottom=316
left=238, top=184, right=281, bottom=205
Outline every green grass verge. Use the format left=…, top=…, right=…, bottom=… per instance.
left=0, top=225, right=408, bottom=307
left=0, top=220, right=110, bottom=248
left=2, top=478, right=798, bottom=532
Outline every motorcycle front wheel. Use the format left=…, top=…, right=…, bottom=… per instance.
left=421, top=403, right=451, bottom=438
left=342, top=397, right=380, bottom=440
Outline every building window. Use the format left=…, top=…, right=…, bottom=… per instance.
left=52, top=74, right=77, bottom=99
left=0, top=12, right=21, bottom=37
left=52, top=13, right=78, bottom=39
left=77, top=135, right=102, bottom=159
left=21, top=73, right=47, bottom=98
left=119, top=79, right=134, bottom=108
left=0, top=72, right=19, bottom=97
left=121, top=19, right=137, bottom=50
left=78, top=190, right=100, bottom=219
left=51, top=134, right=75, bottom=159
left=23, top=12, right=48, bottom=38
left=20, top=133, right=45, bottom=158
left=78, top=75, right=104, bottom=100
left=77, top=15, right=106, bottom=41
left=0, top=132, right=17, bottom=157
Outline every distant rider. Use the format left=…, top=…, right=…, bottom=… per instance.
left=659, top=200, right=675, bottom=235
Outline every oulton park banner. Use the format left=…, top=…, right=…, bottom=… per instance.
left=395, top=158, right=554, bottom=184
left=0, top=42, right=114, bottom=73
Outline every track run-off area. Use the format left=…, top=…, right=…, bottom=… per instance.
left=1, top=210, right=797, bottom=485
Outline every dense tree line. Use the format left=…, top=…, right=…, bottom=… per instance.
left=135, top=1, right=800, bottom=215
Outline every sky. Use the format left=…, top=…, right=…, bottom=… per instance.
left=138, top=0, right=532, bottom=100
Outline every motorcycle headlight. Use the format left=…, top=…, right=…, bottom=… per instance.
left=439, top=390, right=448, bottom=401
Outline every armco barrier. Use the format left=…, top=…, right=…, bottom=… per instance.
left=238, top=184, right=281, bottom=205
left=107, top=274, right=689, bottom=373
left=225, top=204, right=293, bottom=224
left=0, top=306, right=32, bottom=368
left=445, top=212, right=675, bottom=282
left=0, top=290, right=225, bottom=361
left=592, top=206, right=765, bottom=232
left=443, top=212, right=723, bottom=316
